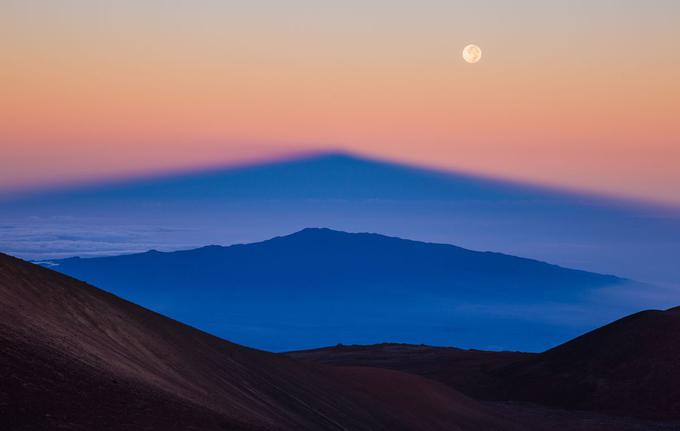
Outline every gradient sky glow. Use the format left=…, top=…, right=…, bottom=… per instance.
left=2, top=1, right=679, bottom=202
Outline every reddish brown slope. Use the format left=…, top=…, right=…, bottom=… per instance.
left=0, top=253, right=525, bottom=431
left=289, top=309, right=680, bottom=422
left=495, top=306, right=680, bottom=420
left=287, top=343, right=531, bottom=400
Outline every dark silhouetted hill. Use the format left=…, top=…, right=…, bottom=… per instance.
left=287, top=343, right=533, bottom=400
left=289, top=307, right=680, bottom=421
left=496, top=306, right=680, bottom=419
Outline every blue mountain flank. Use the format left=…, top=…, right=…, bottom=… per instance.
left=48, top=228, right=644, bottom=352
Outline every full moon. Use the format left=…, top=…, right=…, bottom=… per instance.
left=462, top=44, right=482, bottom=63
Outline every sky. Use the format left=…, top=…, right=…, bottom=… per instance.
left=2, top=0, right=679, bottom=203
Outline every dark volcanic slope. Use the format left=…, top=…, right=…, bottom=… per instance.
left=0, top=253, right=525, bottom=431
left=496, top=306, right=680, bottom=420
left=287, top=343, right=533, bottom=400
left=48, top=228, right=633, bottom=351
left=289, top=307, right=680, bottom=422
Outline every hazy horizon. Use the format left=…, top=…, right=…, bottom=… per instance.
left=3, top=153, right=680, bottom=291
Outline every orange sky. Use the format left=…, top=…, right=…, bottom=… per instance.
left=2, top=1, right=679, bottom=203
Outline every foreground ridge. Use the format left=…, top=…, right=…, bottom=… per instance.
left=0, top=252, right=525, bottom=431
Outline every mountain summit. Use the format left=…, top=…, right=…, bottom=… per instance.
left=50, top=228, right=640, bottom=352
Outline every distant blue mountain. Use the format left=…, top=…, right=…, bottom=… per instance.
left=48, top=228, right=645, bottom=352
left=3, top=152, right=680, bottom=289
